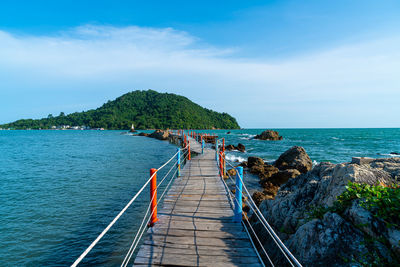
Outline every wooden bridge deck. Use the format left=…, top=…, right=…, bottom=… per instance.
left=134, top=140, right=262, bottom=266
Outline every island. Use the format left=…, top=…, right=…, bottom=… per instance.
left=0, top=90, right=240, bottom=130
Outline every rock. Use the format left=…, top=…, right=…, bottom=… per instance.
left=138, top=132, right=149, bottom=137
left=390, top=152, right=400, bottom=155
left=351, top=157, right=374, bottom=165
left=250, top=165, right=264, bottom=175
left=227, top=168, right=237, bottom=177
left=254, top=130, right=282, bottom=140
left=247, top=157, right=264, bottom=168
left=148, top=130, right=170, bottom=140
left=275, top=146, right=312, bottom=174
left=225, top=143, right=245, bottom=152
left=239, top=161, right=248, bottom=168
left=237, top=143, right=246, bottom=152
left=227, top=131, right=231, bottom=134
left=285, top=212, right=385, bottom=266
left=225, top=144, right=236, bottom=151
left=259, top=181, right=280, bottom=197
left=370, top=158, right=400, bottom=180
left=269, top=169, right=301, bottom=185
left=252, top=191, right=270, bottom=206
left=260, top=164, right=279, bottom=180
left=387, top=228, right=400, bottom=255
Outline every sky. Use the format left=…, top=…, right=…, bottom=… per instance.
left=0, top=0, right=399, bottom=128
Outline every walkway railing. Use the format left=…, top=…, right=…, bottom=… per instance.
left=215, top=138, right=302, bottom=267
left=72, top=137, right=190, bottom=267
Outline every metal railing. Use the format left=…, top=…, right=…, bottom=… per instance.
left=215, top=138, right=302, bottom=267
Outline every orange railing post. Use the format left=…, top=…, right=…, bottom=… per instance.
left=149, top=168, right=158, bottom=227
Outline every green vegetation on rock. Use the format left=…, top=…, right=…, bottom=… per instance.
left=307, top=182, right=400, bottom=228
left=0, top=90, right=240, bottom=130
left=338, top=182, right=400, bottom=228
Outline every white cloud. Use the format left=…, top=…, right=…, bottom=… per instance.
left=0, top=25, right=399, bottom=127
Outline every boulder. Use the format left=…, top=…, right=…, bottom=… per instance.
left=225, top=143, right=246, bottom=152
left=260, top=164, right=279, bottom=180
left=237, top=143, right=246, bottom=152
left=248, top=157, right=264, bottom=168
left=275, top=146, right=312, bottom=173
left=239, top=161, right=248, bottom=168
left=260, top=181, right=280, bottom=197
left=254, top=130, right=282, bottom=140
left=138, top=132, right=149, bottom=137
left=148, top=130, right=170, bottom=140
left=252, top=191, right=271, bottom=206
left=225, top=144, right=236, bottom=151
left=269, top=169, right=301, bottom=185
left=250, top=165, right=264, bottom=175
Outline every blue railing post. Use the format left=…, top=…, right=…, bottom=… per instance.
left=177, top=148, right=181, bottom=177
left=202, top=139, right=205, bottom=154
left=215, top=140, right=219, bottom=161
left=234, top=166, right=243, bottom=222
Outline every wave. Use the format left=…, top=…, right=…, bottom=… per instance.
left=225, top=154, right=246, bottom=163
left=239, top=133, right=256, bottom=138
left=377, top=153, right=400, bottom=157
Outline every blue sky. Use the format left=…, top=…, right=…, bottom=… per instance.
left=1, top=0, right=399, bottom=127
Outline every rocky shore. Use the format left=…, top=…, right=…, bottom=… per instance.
left=241, top=147, right=400, bottom=266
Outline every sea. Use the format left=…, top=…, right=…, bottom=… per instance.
left=0, top=128, right=399, bottom=266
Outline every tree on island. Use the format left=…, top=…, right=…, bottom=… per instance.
left=0, top=90, right=240, bottom=130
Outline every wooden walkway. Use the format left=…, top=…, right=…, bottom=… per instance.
left=134, top=138, right=262, bottom=266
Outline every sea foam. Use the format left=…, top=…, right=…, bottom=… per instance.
left=225, top=153, right=246, bottom=163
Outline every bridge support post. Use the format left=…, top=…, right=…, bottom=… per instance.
left=149, top=168, right=158, bottom=227
left=234, top=166, right=243, bottom=222
left=177, top=148, right=181, bottom=177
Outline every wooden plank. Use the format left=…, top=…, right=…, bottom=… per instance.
left=160, top=206, right=234, bottom=215
left=141, top=235, right=254, bottom=249
left=152, top=220, right=242, bottom=231
left=137, top=244, right=256, bottom=257
left=158, top=212, right=234, bottom=220
left=147, top=227, right=248, bottom=239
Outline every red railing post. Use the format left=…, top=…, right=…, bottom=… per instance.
left=188, top=141, right=191, bottom=160
left=149, top=168, right=158, bottom=227
left=184, top=134, right=187, bottom=147
left=219, top=151, right=223, bottom=177
left=222, top=138, right=226, bottom=176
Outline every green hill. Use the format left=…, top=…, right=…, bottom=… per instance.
left=1, top=90, right=240, bottom=130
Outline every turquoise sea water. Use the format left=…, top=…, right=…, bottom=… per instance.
left=0, top=128, right=399, bottom=266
